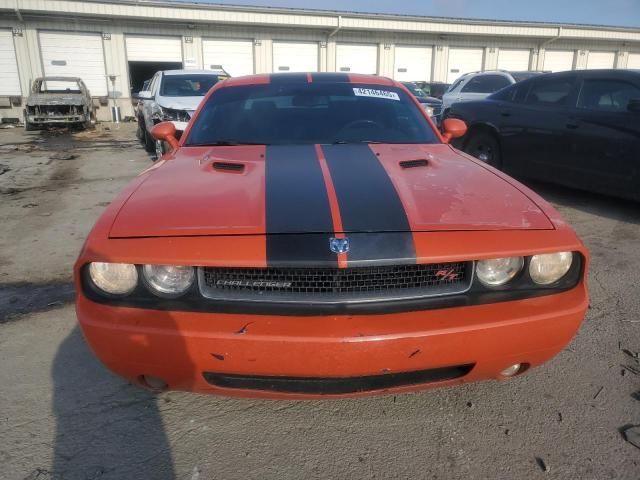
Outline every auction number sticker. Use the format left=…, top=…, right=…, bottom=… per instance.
left=353, top=88, right=400, bottom=101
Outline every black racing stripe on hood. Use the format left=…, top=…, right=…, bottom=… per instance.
left=321, top=144, right=416, bottom=265
left=270, top=73, right=308, bottom=84
left=265, top=145, right=336, bottom=267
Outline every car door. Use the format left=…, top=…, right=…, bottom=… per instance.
left=507, top=73, right=579, bottom=183
left=142, top=73, right=160, bottom=132
left=458, top=74, right=512, bottom=104
left=568, top=74, right=640, bottom=199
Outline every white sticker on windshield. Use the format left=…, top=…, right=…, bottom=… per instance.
left=352, top=87, right=400, bottom=101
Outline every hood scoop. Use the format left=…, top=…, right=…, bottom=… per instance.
left=399, top=159, right=429, bottom=169
left=212, top=161, right=245, bottom=173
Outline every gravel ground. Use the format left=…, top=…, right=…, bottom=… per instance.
left=0, top=123, right=638, bottom=480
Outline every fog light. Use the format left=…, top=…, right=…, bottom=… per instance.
left=140, top=374, right=168, bottom=391
left=500, top=363, right=522, bottom=377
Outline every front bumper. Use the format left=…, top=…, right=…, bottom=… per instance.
left=76, top=281, right=588, bottom=399
left=28, top=114, right=86, bottom=124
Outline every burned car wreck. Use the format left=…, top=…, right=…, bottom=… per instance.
left=24, top=77, right=95, bottom=130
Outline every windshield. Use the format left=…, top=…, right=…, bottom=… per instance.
left=186, top=83, right=438, bottom=146
left=402, top=82, right=428, bottom=98
left=37, top=80, right=82, bottom=94
left=160, top=74, right=222, bottom=97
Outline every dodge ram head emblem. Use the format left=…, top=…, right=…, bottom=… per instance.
left=329, top=237, right=350, bottom=254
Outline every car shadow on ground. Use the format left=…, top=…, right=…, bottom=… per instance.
left=521, top=179, right=640, bottom=225
left=51, top=326, right=176, bottom=479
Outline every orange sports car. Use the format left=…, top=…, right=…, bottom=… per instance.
left=74, top=73, right=589, bottom=399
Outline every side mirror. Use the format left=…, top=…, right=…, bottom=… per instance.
left=137, top=90, right=152, bottom=100
left=151, top=122, right=179, bottom=151
left=628, top=99, right=640, bottom=113
left=441, top=118, right=467, bottom=143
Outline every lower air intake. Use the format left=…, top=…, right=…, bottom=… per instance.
left=203, top=364, right=474, bottom=394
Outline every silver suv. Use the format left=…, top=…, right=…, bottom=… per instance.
left=136, top=69, right=228, bottom=158
left=442, top=70, right=541, bottom=113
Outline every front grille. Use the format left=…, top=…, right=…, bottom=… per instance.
left=199, top=262, right=472, bottom=304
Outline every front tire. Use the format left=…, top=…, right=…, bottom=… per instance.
left=23, top=110, right=35, bottom=131
left=464, top=131, right=501, bottom=168
left=136, top=115, right=145, bottom=142
left=143, top=123, right=155, bottom=153
left=154, top=139, right=166, bottom=160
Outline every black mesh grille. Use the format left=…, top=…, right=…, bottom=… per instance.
left=200, top=263, right=471, bottom=303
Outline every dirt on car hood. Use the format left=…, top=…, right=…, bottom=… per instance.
left=109, top=144, right=553, bottom=238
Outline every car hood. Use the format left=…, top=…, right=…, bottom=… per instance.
left=109, top=144, right=553, bottom=238
left=417, top=96, right=442, bottom=105
left=156, top=95, right=204, bottom=113
left=26, top=93, right=87, bottom=106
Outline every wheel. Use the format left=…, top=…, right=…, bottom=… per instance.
left=23, top=110, right=35, bottom=131
left=154, top=139, right=166, bottom=160
left=143, top=124, right=155, bottom=153
left=136, top=115, right=145, bottom=142
left=464, top=131, right=501, bottom=168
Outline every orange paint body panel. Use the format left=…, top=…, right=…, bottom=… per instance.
left=75, top=73, right=589, bottom=398
left=76, top=281, right=587, bottom=399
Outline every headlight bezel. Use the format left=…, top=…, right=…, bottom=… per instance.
left=474, top=252, right=582, bottom=291
left=141, top=264, right=195, bottom=298
left=529, top=251, right=574, bottom=285
left=476, top=256, right=525, bottom=287
left=87, top=262, right=139, bottom=297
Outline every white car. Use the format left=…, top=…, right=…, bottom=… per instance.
left=442, top=70, right=541, bottom=113
left=136, top=69, right=229, bottom=158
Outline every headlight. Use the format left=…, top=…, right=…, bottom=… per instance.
left=529, top=252, right=573, bottom=285
left=88, top=262, right=138, bottom=295
left=476, top=256, right=524, bottom=286
left=422, top=104, right=435, bottom=117
left=142, top=265, right=195, bottom=297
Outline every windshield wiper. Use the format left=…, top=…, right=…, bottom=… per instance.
left=189, top=140, right=266, bottom=146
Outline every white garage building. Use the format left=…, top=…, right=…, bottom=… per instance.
left=1, top=0, right=639, bottom=121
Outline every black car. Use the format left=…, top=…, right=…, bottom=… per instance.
left=448, top=69, right=640, bottom=201
left=416, top=81, right=450, bottom=99
left=401, top=81, right=443, bottom=122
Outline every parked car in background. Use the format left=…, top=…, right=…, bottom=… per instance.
left=75, top=72, right=588, bottom=399
left=401, top=81, right=443, bottom=122
left=24, top=77, right=95, bottom=130
left=416, top=81, right=450, bottom=99
left=137, top=68, right=229, bottom=158
left=448, top=69, right=640, bottom=202
left=442, top=71, right=542, bottom=113
left=134, top=79, right=151, bottom=142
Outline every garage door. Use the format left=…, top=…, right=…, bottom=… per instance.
left=203, top=39, right=253, bottom=76
left=586, top=51, right=616, bottom=69
left=447, top=48, right=484, bottom=83
left=336, top=44, right=378, bottom=74
left=628, top=53, right=640, bottom=69
left=543, top=50, right=575, bottom=72
left=497, top=49, right=531, bottom=71
left=125, top=35, right=182, bottom=62
left=0, top=30, right=21, bottom=96
left=39, top=31, right=107, bottom=96
left=273, top=42, right=318, bottom=73
left=394, top=46, right=432, bottom=81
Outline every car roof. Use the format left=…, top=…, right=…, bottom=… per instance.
left=223, top=72, right=399, bottom=88
left=35, top=76, right=82, bottom=82
left=162, top=69, right=227, bottom=76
